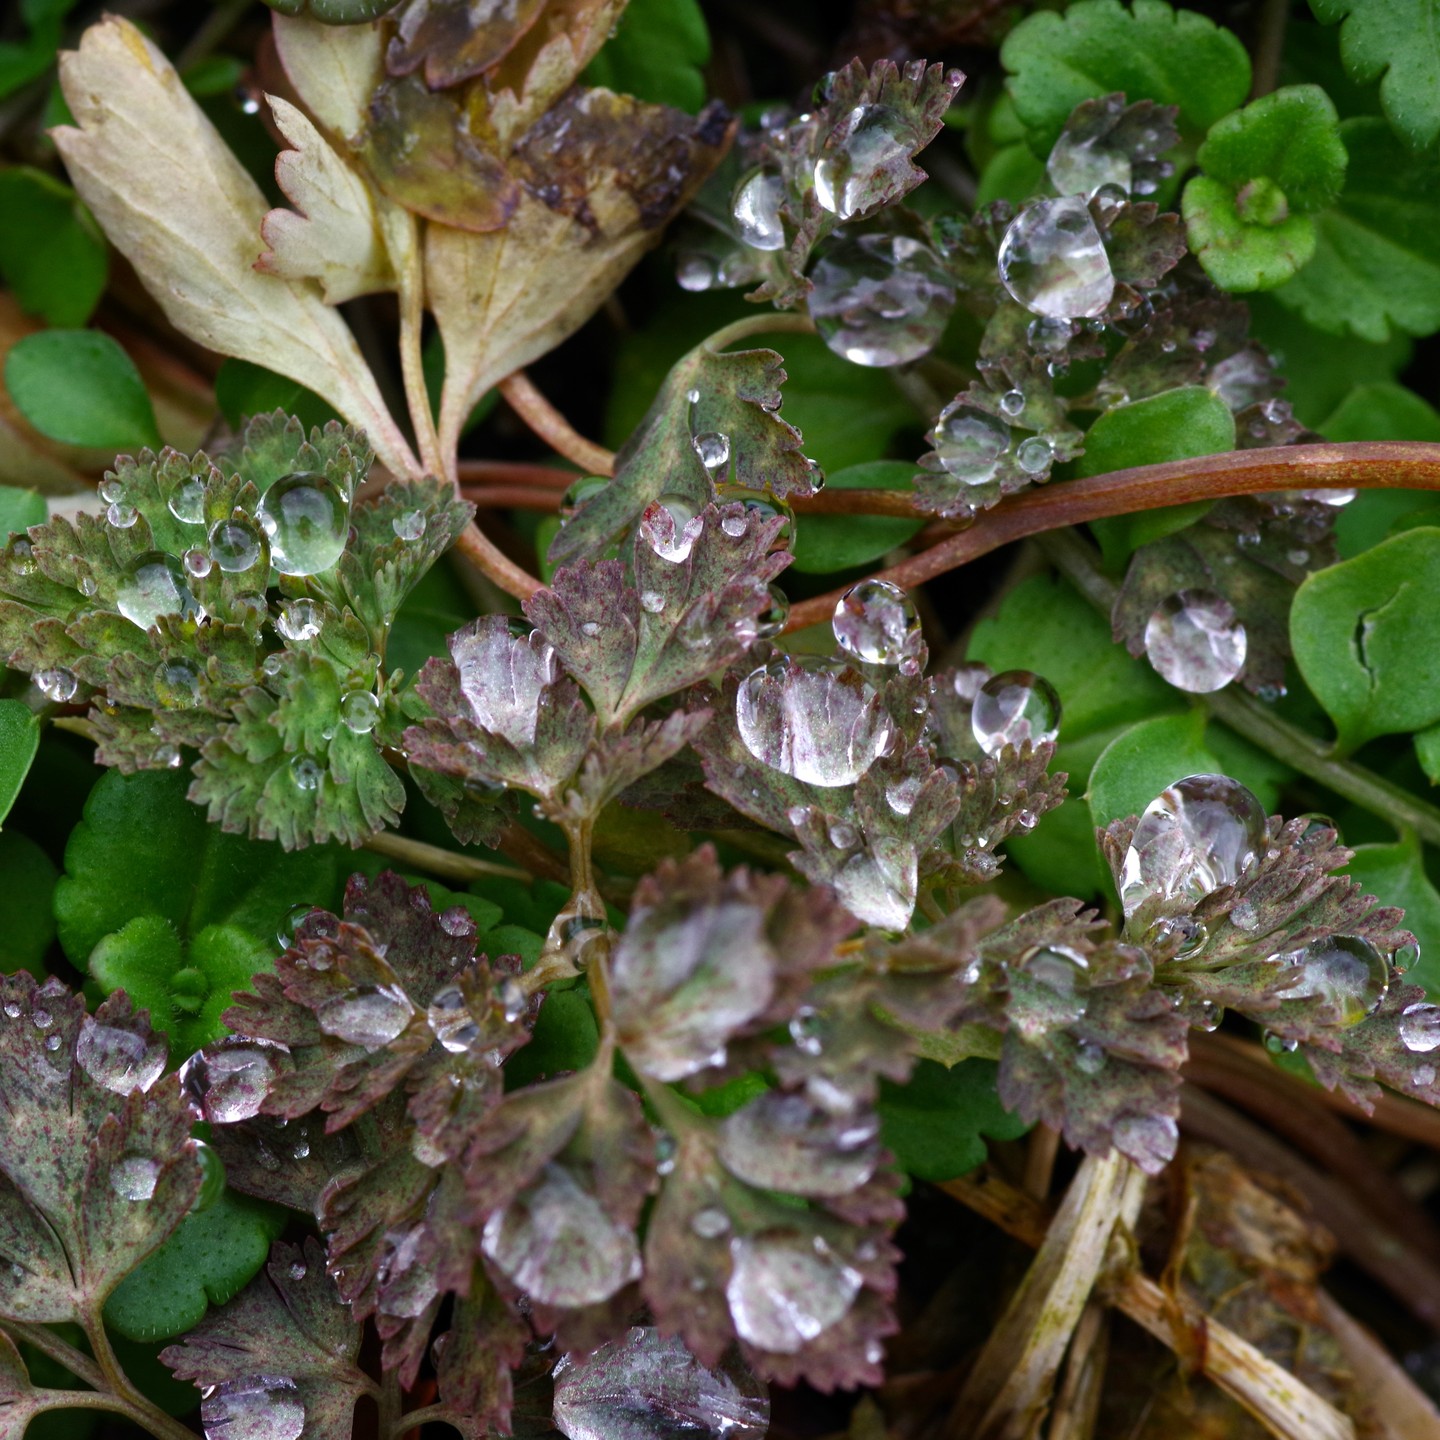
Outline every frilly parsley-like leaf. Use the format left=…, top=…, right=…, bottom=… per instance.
left=0, top=977, right=202, bottom=1326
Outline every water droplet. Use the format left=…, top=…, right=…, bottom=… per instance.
left=561, top=475, right=608, bottom=515
left=694, top=432, right=731, bottom=477
left=496, top=976, right=527, bottom=1024
left=168, top=477, right=207, bottom=525
left=437, top=907, right=476, bottom=941
left=43, top=1033, right=60, bottom=1051
left=789, top=1006, right=825, bottom=1057
left=231, top=592, right=267, bottom=626
left=641, top=495, right=704, bottom=564
left=1278, top=935, right=1389, bottom=1027
left=35, top=667, right=77, bottom=703
left=971, top=670, right=1061, bottom=754
left=289, top=755, right=322, bottom=792
left=154, top=658, right=202, bottom=709
left=110, top=1154, right=160, bottom=1202
left=640, top=590, right=666, bottom=615
left=339, top=689, right=379, bottom=734
left=725, top=1232, right=862, bottom=1353
left=454, top=624, right=558, bottom=748
left=552, top=1327, right=769, bottom=1440
left=930, top=402, right=1010, bottom=486
left=76, top=1019, right=165, bottom=1095
left=1414, top=1063, right=1437, bottom=1089
left=208, top=517, right=264, bottom=573
left=885, top=774, right=924, bottom=816
left=1119, top=775, right=1265, bottom=917
left=732, top=167, right=786, bottom=250
left=736, top=659, right=896, bottom=787
left=832, top=579, right=920, bottom=665
left=116, top=552, right=203, bottom=630
left=2, top=1003, right=19, bottom=1020
left=692, top=1206, right=731, bottom=1239
left=1113, top=1113, right=1178, bottom=1173
left=275, top=598, right=322, bottom=643
left=182, top=547, right=213, bottom=580
left=1400, top=1002, right=1440, bottom=1053
left=106, top=501, right=138, bottom=529
left=256, top=472, right=349, bottom=576
left=813, top=104, right=915, bottom=220
left=200, top=1376, right=305, bottom=1440
left=1075, top=1040, right=1107, bottom=1074
left=318, top=983, right=414, bottom=1049
left=482, top=1163, right=640, bottom=1306
left=1023, top=944, right=1089, bottom=996
left=1144, top=589, right=1247, bottom=692
left=998, top=196, right=1115, bottom=319
left=809, top=233, right=956, bottom=366
left=1047, top=130, right=1131, bottom=197
left=1016, top=435, right=1053, bottom=475
left=392, top=509, right=426, bottom=541
left=179, top=1040, right=287, bottom=1123
left=426, top=983, right=479, bottom=1053
left=719, top=1092, right=879, bottom=1196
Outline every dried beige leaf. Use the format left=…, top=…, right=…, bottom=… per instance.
left=272, top=11, right=383, bottom=142
left=52, top=17, right=418, bottom=478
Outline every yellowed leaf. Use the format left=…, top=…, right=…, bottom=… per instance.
left=272, top=11, right=383, bottom=143
left=52, top=17, right=419, bottom=479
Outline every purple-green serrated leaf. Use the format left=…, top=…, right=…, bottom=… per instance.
left=611, top=846, right=850, bottom=1082
left=160, top=1236, right=368, bottom=1440
left=1096, top=195, right=1187, bottom=296
left=432, top=1284, right=532, bottom=1437
left=407, top=761, right=512, bottom=849
left=0, top=978, right=201, bottom=1324
left=566, top=709, right=713, bottom=817
left=1302, top=983, right=1440, bottom=1110
left=528, top=505, right=789, bottom=727
left=0, top=1328, right=40, bottom=1439
left=1099, top=291, right=1253, bottom=406
left=549, top=344, right=818, bottom=567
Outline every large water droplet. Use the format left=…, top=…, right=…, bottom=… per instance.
left=1278, top=935, right=1389, bottom=1028
left=339, top=689, right=379, bottom=734
left=179, top=1040, right=288, bottom=1123
left=552, top=1327, right=770, bottom=1440
left=1113, top=1113, right=1178, bottom=1174
left=1047, top=131, right=1132, bottom=197
left=813, top=104, right=915, bottom=220
left=317, top=984, right=414, bottom=1050
left=116, top=553, right=203, bottom=631
left=168, top=477, right=207, bottom=525
left=392, top=509, right=426, bottom=542
left=997, top=196, right=1115, bottom=319
left=481, top=1163, right=640, bottom=1307
left=200, top=1375, right=305, bottom=1440
left=426, top=984, right=479, bottom=1053
left=256, top=472, right=349, bottom=576
left=110, top=1154, right=160, bottom=1202
left=718, top=1092, right=879, bottom=1197
left=725, top=1232, right=862, bottom=1354
left=1119, top=775, right=1265, bottom=918
left=736, top=659, right=896, bottom=787
left=455, top=624, right=559, bottom=748
left=732, top=167, right=786, bottom=250
left=970, top=670, right=1061, bottom=754
left=35, top=667, right=77, bottom=703
left=693, top=432, right=731, bottom=478
left=1144, top=589, right=1247, bottom=693
left=832, top=579, right=919, bottom=665
left=809, top=234, right=955, bottom=367
left=209, top=518, right=264, bottom=573
left=76, top=1020, right=165, bottom=1096
left=154, top=658, right=202, bottom=709
left=930, top=402, right=1011, bottom=487
left=1401, top=1002, right=1440, bottom=1053
left=640, top=495, right=704, bottom=564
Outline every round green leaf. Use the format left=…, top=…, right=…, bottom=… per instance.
left=5, top=329, right=160, bottom=450
left=1183, top=174, right=1318, bottom=292
left=0, top=698, right=40, bottom=828
left=1077, top=386, right=1238, bottom=478
left=0, top=831, right=57, bottom=978
left=581, top=0, right=710, bottom=112
left=0, top=168, right=107, bottom=328
left=790, top=461, right=925, bottom=575
left=1347, top=832, right=1440, bottom=999
left=1290, top=527, right=1440, bottom=752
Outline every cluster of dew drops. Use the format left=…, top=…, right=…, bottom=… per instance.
left=25, top=466, right=433, bottom=778
left=670, top=82, right=1370, bottom=702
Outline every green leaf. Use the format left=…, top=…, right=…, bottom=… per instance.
left=4, top=329, right=160, bottom=450
left=1309, top=0, right=1440, bottom=148
left=877, top=1060, right=1030, bottom=1181
left=581, top=0, right=710, bottom=112
left=1272, top=117, right=1440, bottom=340
left=966, top=574, right=1174, bottom=739
left=1290, top=527, right=1440, bottom=751
left=0, top=168, right=107, bottom=327
left=0, top=830, right=57, bottom=977
left=0, top=485, right=46, bottom=538
left=0, top=699, right=40, bottom=827
left=1087, top=709, right=1291, bottom=830
left=975, top=142, right=1048, bottom=206
left=790, top=462, right=924, bottom=575
left=0, top=0, right=78, bottom=101
left=214, top=359, right=337, bottom=435
left=1346, top=832, right=1440, bottom=997
left=1000, top=0, right=1251, bottom=153
left=54, top=769, right=351, bottom=1055
left=104, top=1188, right=288, bottom=1342
left=1182, top=175, right=1319, bottom=291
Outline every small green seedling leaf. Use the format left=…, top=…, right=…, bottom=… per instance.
left=878, top=1060, right=1030, bottom=1181
left=1290, top=527, right=1440, bottom=751
left=791, top=461, right=924, bottom=574
left=4, top=329, right=160, bottom=450
left=1001, top=0, right=1251, bottom=152
left=0, top=699, right=40, bottom=828
left=0, top=168, right=107, bottom=327
left=104, top=1188, right=288, bottom=1342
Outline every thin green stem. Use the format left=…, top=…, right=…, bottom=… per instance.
left=1251, top=0, right=1291, bottom=98
left=379, top=1368, right=403, bottom=1439
left=362, top=830, right=531, bottom=883
left=1035, top=527, right=1440, bottom=847
left=703, top=311, right=818, bottom=354
left=393, top=1402, right=464, bottom=1436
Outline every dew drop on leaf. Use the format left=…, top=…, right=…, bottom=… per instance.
left=1016, top=435, right=1054, bottom=475
left=693, top=431, right=731, bottom=477
left=339, top=689, right=380, bottom=734
left=275, top=598, right=321, bottom=642
left=317, top=983, right=414, bottom=1049
left=1113, top=1113, right=1178, bottom=1173
left=183, top=547, right=213, bottom=579
left=725, top=1232, right=862, bottom=1353
left=1276, top=935, right=1389, bottom=1027
left=76, top=1019, right=166, bottom=1095
left=154, top=658, right=202, bottom=709
left=1119, top=774, right=1266, bottom=917
left=200, top=1376, right=305, bottom=1440
left=640, top=495, right=704, bottom=564
left=929, top=402, right=1010, bottom=487
left=110, top=1154, right=160, bottom=1202
left=731, top=167, right=786, bottom=250
left=970, top=670, right=1061, bottom=754
left=1401, top=1003, right=1440, bottom=1053
left=997, top=196, right=1115, bottom=319
left=106, top=501, right=138, bottom=529
left=7, top=536, right=36, bottom=575
left=1047, top=130, right=1131, bottom=198
left=808, top=233, right=955, bottom=366
left=168, top=476, right=207, bottom=525
left=832, top=578, right=920, bottom=665
left=180, top=1039, right=288, bottom=1123
left=392, top=509, right=426, bottom=541
left=256, top=472, right=349, bottom=576
left=426, top=984, right=479, bottom=1053
left=208, top=517, right=264, bottom=573
left=289, top=755, right=322, bottom=792
left=1143, top=589, right=1247, bottom=692
left=718, top=1091, right=880, bottom=1197
left=813, top=104, right=915, bottom=221
left=116, top=552, right=204, bottom=630
left=35, top=667, right=77, bottom=703
left=692, top=1206, right=731, bottom=1239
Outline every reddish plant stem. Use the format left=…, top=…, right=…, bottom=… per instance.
left=498, top=371, right=617, bottom=477
left=463, top=485, right=565, bottom=513
left=784, top=440, right=1440, bottom=632
left=457, top=459, right=578, bottom=489
left=453, top=520, right=543, bottom=602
